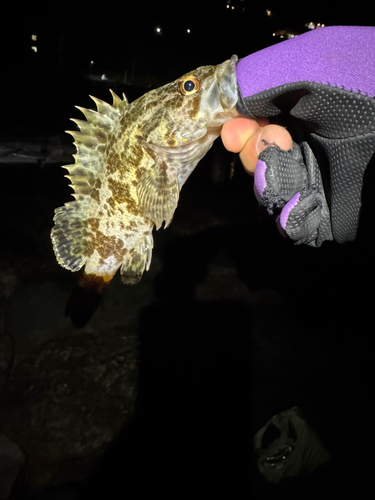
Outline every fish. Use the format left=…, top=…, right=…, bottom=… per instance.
left=51, top=55, right=238, bottom=294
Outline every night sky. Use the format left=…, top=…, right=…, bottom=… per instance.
left=1, top=2, right=374, bottom=144
left=4, top=2, right=373, bottom=79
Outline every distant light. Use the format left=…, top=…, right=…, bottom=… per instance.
left=31, top=46, right=37, bottom=53
left=155, top=26, right=162, bottom=34
left=90, top=60, right=94, bottom=65
left=265, top=9, right=272, bottom=16
left=306, top=22, right=325, bottom=30
left=186, top=28, right=191, bottom=34
left=101, top=74, right=108, bottom=80
left=31, top=34, right=37, bottom=41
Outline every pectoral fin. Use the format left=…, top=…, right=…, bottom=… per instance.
left=137, top=157, right=180, bottom=230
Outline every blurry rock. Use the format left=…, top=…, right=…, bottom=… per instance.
left=42, top=133, right=75, bottom=166
left=4, top=280, right=75, bottom=368
left=0, top=258, right=19, bottom=300
left=254, top=406, right=331, bottom=483
left=0, top=327, right=138, bottom=497
left=0, top=141, right=44, bottom=164
left=0, top=332, right=14, bottom=385
left=0, top=433, right=26, bottom=500
left=36, top=482, right=86, bottom=500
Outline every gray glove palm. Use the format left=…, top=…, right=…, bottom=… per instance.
left=236, top=26, right=375, bottom=246
left=255, top=141, right=332, bottom=246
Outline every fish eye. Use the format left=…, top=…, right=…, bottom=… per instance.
left=178, top=75, right=200, bottom=95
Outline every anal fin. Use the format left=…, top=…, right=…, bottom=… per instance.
left=120, top=233, right=154, bottom=285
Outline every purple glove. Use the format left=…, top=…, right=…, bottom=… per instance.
left=236, top=26, right=375, bottom=246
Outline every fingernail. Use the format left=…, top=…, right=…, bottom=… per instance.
left=256, top=129, right=276, bottom=155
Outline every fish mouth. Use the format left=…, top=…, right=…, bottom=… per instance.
left=261, top=444, right=294, bottom=469
left=217, top=54, right=238, bottom=112
left=203, top=55, right=239, bottom=128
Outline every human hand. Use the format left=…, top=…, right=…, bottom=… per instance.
left=223, top=26, right=375, bottom=246
left=221, top=118, right=292, bottom=174
left=222, top=116, right=333, bottom=247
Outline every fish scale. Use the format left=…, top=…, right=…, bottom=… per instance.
left=51, top=55, right=239, bottom=291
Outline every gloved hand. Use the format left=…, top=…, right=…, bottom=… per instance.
left=235, top=25, right=375, bottom=246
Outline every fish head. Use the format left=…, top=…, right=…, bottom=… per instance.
left=140, top=55, right=239, bottom=149
left=131, top=55, right=239, bottom=232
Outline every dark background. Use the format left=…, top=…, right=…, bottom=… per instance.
left=2, top=2, right=371, bottom=133
left=0, top=2, right=374, bottom=499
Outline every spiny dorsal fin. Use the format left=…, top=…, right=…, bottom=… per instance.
left=110, top=89, right=128, bottom=108
left=51, top=90, right=128, bottom=272
left=74, top=108, right=115, bottom=131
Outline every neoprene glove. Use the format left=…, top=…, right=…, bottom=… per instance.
left=236, top=25, right=375, bottom=246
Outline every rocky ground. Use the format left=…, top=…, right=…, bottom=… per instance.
left=0, top=77, right=374, bottom=499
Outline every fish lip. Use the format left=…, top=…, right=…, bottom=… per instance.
left=217, top=54, right=239, bottom=111
left=180, top=128, right=207, bottom=141
left=200, top=55, right=239, bottom=130
left=142, top=127, right=211, bottom=149
left=138, top=135, right=205, bottom=160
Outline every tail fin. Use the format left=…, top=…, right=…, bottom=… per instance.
left=65, top=272, right=113, bottom=328
left=65, top=285, right=103, bottom=328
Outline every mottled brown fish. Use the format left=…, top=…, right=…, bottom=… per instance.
left=51, top=55, right=238, bottom=292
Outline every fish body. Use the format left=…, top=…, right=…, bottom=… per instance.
left=51, top=55, right=238, bottom=290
